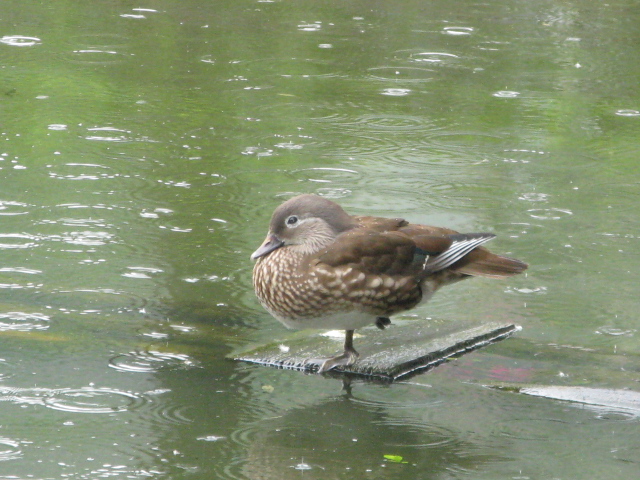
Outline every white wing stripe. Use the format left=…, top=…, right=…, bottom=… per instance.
left=425, top=235, right=494, bottom=273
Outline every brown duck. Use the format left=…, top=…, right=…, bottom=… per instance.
left=251, top=194, right=527, bottom=373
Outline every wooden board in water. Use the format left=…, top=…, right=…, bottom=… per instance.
left=231, top=320, right=520, bottom=381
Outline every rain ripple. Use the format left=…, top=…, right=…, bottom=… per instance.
left=595, top=326, right=636, bottom=337
left=527, top=208, right=573, bottom=220
left=43, top=387, right=144, bottom=413
left=227, top=167, right=363, bottom=224
left=290, top=167, right=362, bottom=185
left=442, top=26, right=474, bottom=36
left=409, top=51, right=460, bottom=64
left=0, top=229, right=117, bottom=249
left=0, top=200, right=30, bottom=216
left=0, top=312, right=50, bottom=332
left=65, top=33, right=133, bottom=65
left=381, top=88, right=412, bottom=96
left=70, top=49, right=127, bottom=64
left=333, top=135, right=407, bottom=162
left=0, top=267, right=42, bottom=292
left=0, top=267, right=42, bottom=275
left=0, top=437, right=22, bottom=461
left=348, top=114, right=432, bottom=132
left=108, top=349, right=197, bottom=373
left=83, top=126, right=158, bottom=143
left=122, top=266, right=164, bottom=279
left=138, top=397, right=195, bottom=425
left=0, top=35, right=41, bottom=47
left=1, top=386, right=196, bottom=427
left=615, top=109, right=640, bottom=117
left=48, top=287, right=149, bottom=316
left=229, top=421, right=272, bottom=449
left=0, top=385, right=145, bottom=414
left=0, top=233, right=39, bottom=250
left=374, top=417, right=461, bottom=449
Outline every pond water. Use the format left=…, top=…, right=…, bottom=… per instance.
left=1, top=0, right=639, bottom=478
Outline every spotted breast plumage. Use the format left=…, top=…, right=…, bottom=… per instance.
left=251, top=194, right=527, bottom=373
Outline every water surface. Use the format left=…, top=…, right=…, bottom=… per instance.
left=1, top=0, right=639, bottom=478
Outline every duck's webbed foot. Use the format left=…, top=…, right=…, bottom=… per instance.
left=307, top=330, right=360, bottom=373
left=316, top=347, right=359, bottom=373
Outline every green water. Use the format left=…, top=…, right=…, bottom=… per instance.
left=1, top=0, right=639, bottom=478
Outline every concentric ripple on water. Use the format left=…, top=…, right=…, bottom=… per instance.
left=0, top=436, right=23, bottom=461
left=289, top=166, right=362, bottom=184
left=0, top=312, right=50, bottom=332
left=0, top=385, right=145, bottom=414
left=108, top=349, right=196, bottom=373
left=43, top=387, right=144, bottom=413
left=0, top=35, right=41, bottom=47
left=65, top=33, right=133, bottom=65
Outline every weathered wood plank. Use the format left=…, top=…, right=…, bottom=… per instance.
left=231, top=321, right=520, bottom=381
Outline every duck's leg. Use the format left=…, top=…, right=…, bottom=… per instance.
left=317, top=330, right=359, bottom=373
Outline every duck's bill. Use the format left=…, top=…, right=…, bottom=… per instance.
left=250, top=234, right=284, bottom=260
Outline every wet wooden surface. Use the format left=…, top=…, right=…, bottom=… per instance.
left=231, top=320, right=520, bottom=381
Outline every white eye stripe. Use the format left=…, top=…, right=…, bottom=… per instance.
left=285, top=216, right=312, bottom=228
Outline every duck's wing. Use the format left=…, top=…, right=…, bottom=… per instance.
left=315, top=229, right=422, bottom=276
left=408, top=231, right=527, bottom=278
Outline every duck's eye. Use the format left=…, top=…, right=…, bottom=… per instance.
left=286, top=215, right=298, bottom=226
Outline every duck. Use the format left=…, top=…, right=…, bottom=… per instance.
left=251, top=194, right=527, bottom=373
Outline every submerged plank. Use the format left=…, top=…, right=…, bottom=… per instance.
left=231, top=320, right=520, bottom=381
left=489, top=384, right=640, bottom=416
